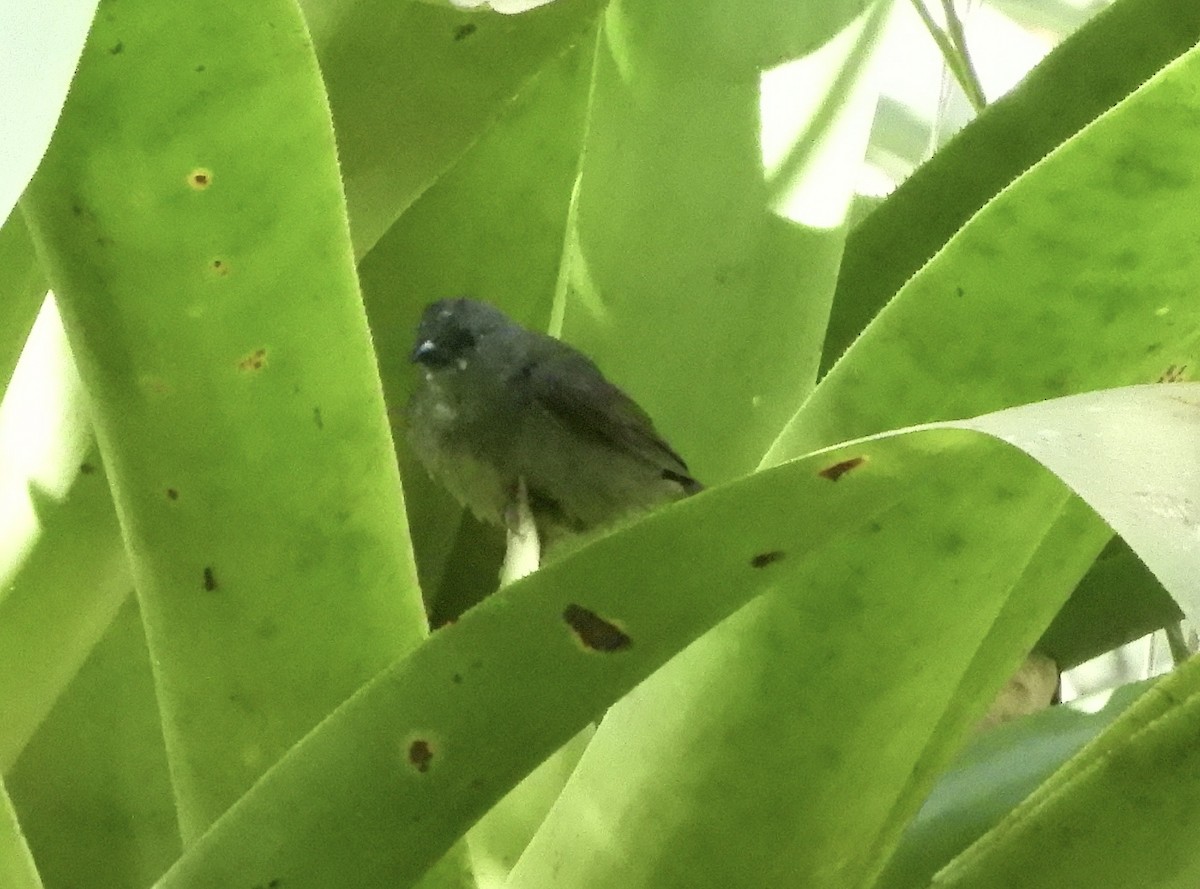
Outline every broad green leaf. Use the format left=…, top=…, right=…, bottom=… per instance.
left=959, top=385, right=1200, bottom=617
left=823, top=0, right=1200, bottom=373
left=0, top=302, right=128, bottom=772
left=0, top=780, right=42, bottom=889
left=0, top=214, right=46, bottom=399
left=305, top=0, right=605, bottom=257
left=558, top=0, right=892, bottom=482
left=875, top=679, right=1150, bottom=889
left=934, top=650, right=1200, bottom=888
left=859, top=494, right=1105, bottom=886
left=1039, top=537, right=1180, bottom=669
left=881, top=384, right=1200, bottom=886
left=20, top=0, right=428, bottom=839
left=511, top=382, right=1200, bottom=889
left=773, top=38, right=1200, bottom=456
left=507, top=452, right=1069, bottom=889
left=8, top=598, right=179, bottom=889
left=0, top=448, right=128, bottom=772
left=769, top=37, right=1200, bottom=666
left=152, top=428, right=1063, bottom=889
left=466, top=728, right=594, bottom=889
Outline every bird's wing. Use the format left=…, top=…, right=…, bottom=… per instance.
left=524, top=345, right=699, bottom=488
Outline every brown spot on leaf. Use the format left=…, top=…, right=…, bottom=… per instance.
left=79, top=462, right=96, bottom=475
left=819, top=456, right=865, bottom=482
left=1158, top=364, right=1187, bottom=383
left=202, top=566, right=217, bottom=591
left=166, top=488, right=179, bottom=500
left=109, top=41, right=123, bottom=55
left=563, top=604, right=631, bottom=652
left=407, top=739, right=434, bottom=773
left=750, top=550, right=785, bottom=568
left=187, top=168, right=212, bottom=189
left=453, top=23, right=477, bottom=40
left=238, top=348, right=267, bottom=372
left=210, top=258, right=229, bottom=276
left=313, top=407, right=324, bottom=429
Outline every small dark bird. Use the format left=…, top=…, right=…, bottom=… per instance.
left=406, top=297, right=701, bottom=554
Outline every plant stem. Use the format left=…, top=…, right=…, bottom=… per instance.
left=1165, top=622, right=1192, bottom=668
left=909, top=0, right=988, bottom=113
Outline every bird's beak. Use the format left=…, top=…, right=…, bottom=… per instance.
left=411, top=339, right=438, bottom=364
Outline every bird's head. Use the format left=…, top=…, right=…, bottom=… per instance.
left=410, top=297, right=508, bottom=373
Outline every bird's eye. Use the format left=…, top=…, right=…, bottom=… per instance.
left=412, top=325, right=476, bottom=368
left=443, top=326, right=476, bottom=354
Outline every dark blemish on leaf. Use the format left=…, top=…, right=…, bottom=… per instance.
left=407, top=739, right=434, bottom=773
left=451, top=673, right=463, bottom=684
left=203, top=566, right=217, bottom=591
left=195, top=64, right=206, bottom=72
left=187, top=168, right=212, bottom=189
left=238, top=348, right=267, bottom=371
left=79, top=462, right=97, bottom=475
left=868, top=521, right=883, bottom=533
left=313, top=407, right=324, bottom=429
left=750, top=550, right=785, bottom=568
left=166, top=488, right=179, bottom=500
left=210, top=258, right=229, bottom=276
left=109, top=41, right=123, bottom=55
left=453, top=23, right=477, bottom=40
left=955, top=286, right=964, bottom=298
left=819, top=456, right=865, bottom=482
left=257, top=618, right=279, bottom=640
left=942, top=532, right=967, bottom=555
left=563, top=604, right=631, bottom=653
left=95, top=236, right=112, bottom=247
left=71, top=204, right=83, bottom=216
left=1158, top=364, right=1187, bottom=383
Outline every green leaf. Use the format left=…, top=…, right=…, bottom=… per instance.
left=7, top=598, right=179, bottom=889
left=934, top=651, right=1200, bottom=888
left=823, top=0, right=1200, bottom=374
left=306, top=0, right=605, bottom=258
left=558, top=0, right=892, bottom=482
left=0, top=213, right=46, bottom=400
left=0, top=779, right=42, bottom=889
left=0, top=444, right=129, bottom=772
left=20, top=0, right=428, bottom=839
left=1040, top=537, right=1181, bottom=670
left=152, top=428, right=1067, bottom=889
left=959, top=385, right=1200, bottom=617
left=875, top=679, right=1150, bottom=889
left=0, top=302, right=129, bottom=771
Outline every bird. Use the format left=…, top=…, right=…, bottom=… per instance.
left=405, top=297, right=701, bottom=557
